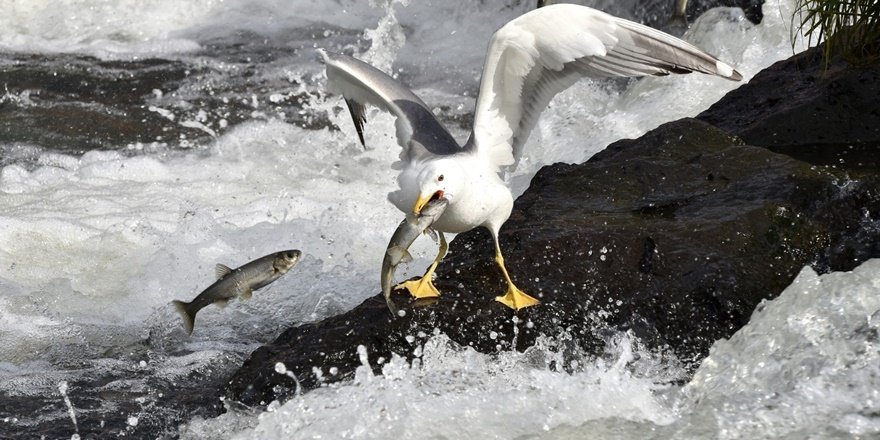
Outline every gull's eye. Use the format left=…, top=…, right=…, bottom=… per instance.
left=438, top=174, right=444, bottom=182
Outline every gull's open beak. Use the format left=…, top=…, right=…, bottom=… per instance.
left=413, top=190, right=445, bottom=214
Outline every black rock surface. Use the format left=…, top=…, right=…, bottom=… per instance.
left=0, top=51, right=324, bottom=155
left=697, top=47, right=880, bottom=173
left=223, top=46, right=880, bottom=407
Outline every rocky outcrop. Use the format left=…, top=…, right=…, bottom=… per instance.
left=697, top=47, right=880, bottom=173
left=0, top=55, right=205, bottom=152
left=224, top=46, right=880, bottom=407
left=0, top=52, right=319, bottom=153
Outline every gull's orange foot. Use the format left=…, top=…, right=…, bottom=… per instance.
left=396, top=275, right=441, bottom=299
left=495, top=284, right=539, bottom=310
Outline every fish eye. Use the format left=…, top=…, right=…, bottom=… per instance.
left=438, top=174, right=444, bottom=182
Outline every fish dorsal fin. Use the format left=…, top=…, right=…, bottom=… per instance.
left=425, top=227, right=438, bottom=242
left=215, top=264, right=233, bottom=280
left=387, top=246, right=413, bottom=265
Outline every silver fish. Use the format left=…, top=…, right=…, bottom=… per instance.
left=381, top=198, right=448, bottom=314
left=172, top=250, right=302, bottom=335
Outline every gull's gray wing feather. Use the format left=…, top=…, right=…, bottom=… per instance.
left=468, top=4, right=742, bottom=171
left=319, top=50, right=461, bottom=160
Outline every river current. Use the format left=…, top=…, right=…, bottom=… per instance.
left=2, top=0, right=877, bottom=438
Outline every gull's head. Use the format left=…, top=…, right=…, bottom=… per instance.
left=413, top=158, right=463, bottom=214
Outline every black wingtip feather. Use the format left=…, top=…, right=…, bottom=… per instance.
left=345, top=98, right=367, bottom=149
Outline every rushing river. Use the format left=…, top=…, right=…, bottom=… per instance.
left=2, top=0, right=877, bottom=438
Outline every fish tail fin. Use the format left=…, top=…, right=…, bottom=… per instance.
left=171, top=300, right=196, bottom=336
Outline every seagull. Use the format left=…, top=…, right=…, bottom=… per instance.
left=320, top=4, right=741, bottom=311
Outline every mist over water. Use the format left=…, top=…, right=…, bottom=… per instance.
left=3, top=0, right=876, bottom=438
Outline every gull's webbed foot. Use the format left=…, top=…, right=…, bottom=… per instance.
left=397, top=274, right=441, bottom=299
left=495, top=283, right=540, bottom=310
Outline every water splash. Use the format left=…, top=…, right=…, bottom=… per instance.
left=273, top=362, right=302, bottom=397
left=538, top=259, right=880, bottom=439
left=203, top=333, right=679, bottom=440
left=0, top=0, right=847, bottom=437
left=362, top=0, right=410, bottom=72
left=58, top=381, right=79, bottom=438
left=677, top=261, right=880, bottom=439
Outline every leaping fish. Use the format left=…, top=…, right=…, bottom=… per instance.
left=381, top=198, right=449, bottom=315
left=172, top=250, right=302, bottom=335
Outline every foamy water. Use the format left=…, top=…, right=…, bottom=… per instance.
left=179, top=260, right=880, bottom=439
left=4, top=0, right=872, bottom=438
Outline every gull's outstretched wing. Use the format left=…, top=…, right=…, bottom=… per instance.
left=467, top=4, right=742, bottom=170
left=319, top=50, right=462, bottom=160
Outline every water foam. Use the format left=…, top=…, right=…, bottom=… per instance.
left=0, top=0, right=837, bottom=437
left=0, top=0, right=217, bottom=57
left=676, top=260, right=880, bottom=439
left=537, top=260, right=880, bottom=439
left=178, top=333, right=680, bottom=439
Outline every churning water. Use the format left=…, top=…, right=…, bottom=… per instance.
left=2, top=0, right=876, bottom=438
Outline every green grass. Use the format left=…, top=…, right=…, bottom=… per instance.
left=795, top=0, right=880, bottom=66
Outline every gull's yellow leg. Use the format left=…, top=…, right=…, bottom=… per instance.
left=493, top=247, right=540, bottom=311
left=398, top=232, right=447, bottom=298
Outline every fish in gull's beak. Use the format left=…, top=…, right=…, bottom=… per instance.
left=413, top=190, right=445, bottom=214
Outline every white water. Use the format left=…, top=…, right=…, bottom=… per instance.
left=4, top=0, right=873, bottom=438
left=180, top=260, right=880, bottom=439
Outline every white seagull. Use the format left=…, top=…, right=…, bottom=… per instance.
left=320, top=4, right=741, bottom=311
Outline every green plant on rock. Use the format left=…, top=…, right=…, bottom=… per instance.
left=796, top=0, right=880, bottom=66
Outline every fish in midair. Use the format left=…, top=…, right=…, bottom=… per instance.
left=381, top=198, right=449, bottom=315
left=171, top=250, right=302, bottom=335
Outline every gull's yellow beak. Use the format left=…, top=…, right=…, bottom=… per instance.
left=413, top=191, right=444, bottom=214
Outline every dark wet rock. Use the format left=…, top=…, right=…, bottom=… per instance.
left=0, top=349, right=240, bottom=439
left=224, top=46, right=880, bottom=407
left=697, top=46, right=880, bottom=173
left=0, top=51, right=325, bottom=154
left=0, top=54, right=206, bottom=152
